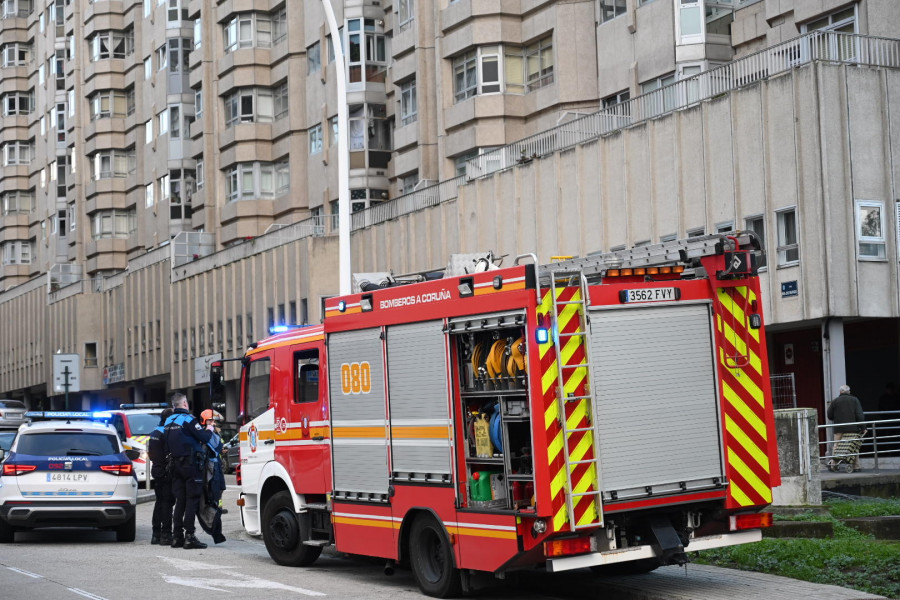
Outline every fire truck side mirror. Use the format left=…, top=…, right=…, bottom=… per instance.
left=209, top=362, right=225, bottom=403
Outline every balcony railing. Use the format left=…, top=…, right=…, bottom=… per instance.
left=466, top=31, right=900, bottom=180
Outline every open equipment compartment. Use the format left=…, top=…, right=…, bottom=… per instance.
left=448, top=311, right=535, bottom=512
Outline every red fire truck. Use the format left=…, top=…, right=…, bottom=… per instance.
left=211, top=233, right=780, bottom=597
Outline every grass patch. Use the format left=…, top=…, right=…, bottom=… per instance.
left=694, top=498, right=900, bottom=598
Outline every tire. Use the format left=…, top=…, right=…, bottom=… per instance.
left=841, top=462, right=854, bottom=474
left=222, top=455, right=232, bottom=475
left=262, top=491, right=322, bottom=566
left=0, top=518, right=14, bottom=543
left=591, top=558, right=660, bottom=576
left=409, top=515, right=462, bottom=598
left=116, top=514, right=136, bottom=542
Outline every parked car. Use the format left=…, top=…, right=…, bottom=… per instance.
left=0, top=411, right=139, bottom=543
left=222, top=434, right=240, bottom=474
left=0, top=400, right=28, bottom=429
left=0, top=430, right=16, bottom=455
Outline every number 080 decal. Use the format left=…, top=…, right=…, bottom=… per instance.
left=340, top=362, right=372, bottom=394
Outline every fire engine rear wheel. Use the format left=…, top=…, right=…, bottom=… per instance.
left=409, top=515, right=462, bottom=598
left=262, top=491, right=322, bottom=567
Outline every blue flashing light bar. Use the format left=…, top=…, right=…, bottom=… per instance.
left=268, top=323, right=314, bottom=335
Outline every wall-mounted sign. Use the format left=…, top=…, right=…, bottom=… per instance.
left=195, top=353, right=223, bottom=385
left=103, top=363, right=126, bottom=385
left=53, top=354, right=81, bottom=393
left=784, top=343, right=795, bottom=366
left=781, top=281, right=798, bottom=298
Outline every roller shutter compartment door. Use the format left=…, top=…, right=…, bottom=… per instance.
left=328, top=328, right=388, bottom=496
left=386, top=320, right=451, bottom=479
left=588, top=302, right=726, bottom=501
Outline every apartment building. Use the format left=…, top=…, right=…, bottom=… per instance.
left=1, top=0, right=898, bottom=422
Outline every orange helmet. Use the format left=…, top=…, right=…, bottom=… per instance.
left=200, top=409, right=223, bottom=424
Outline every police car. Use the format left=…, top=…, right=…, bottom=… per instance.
left=0, top=412, right=139, bottom=543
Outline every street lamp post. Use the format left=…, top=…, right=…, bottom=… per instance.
left=320, top=0, right=352, bottom=296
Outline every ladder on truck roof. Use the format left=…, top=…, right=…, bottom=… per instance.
left=534, top=232, right=761, bottom=285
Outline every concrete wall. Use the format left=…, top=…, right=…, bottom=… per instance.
left=772, top=408, right=822, bottom=506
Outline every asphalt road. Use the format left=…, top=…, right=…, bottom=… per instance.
left=0, top=478, right=885, bottom=600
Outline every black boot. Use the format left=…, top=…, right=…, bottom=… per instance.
left=171, top=533, right=184, bottom=548
left=183, top=533, right=208, bottom=550
left=150, top=531, right=160, bottom=545
left=159, top=532, right=173, bottom=546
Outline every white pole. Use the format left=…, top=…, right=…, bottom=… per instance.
left=321, top=0, right=351, bottom=296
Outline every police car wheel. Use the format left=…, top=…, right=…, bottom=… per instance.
left=262, top=491, right=322, bottom=567
left=409, top=515, right=461, bottom=598
left=116, top=514, right=136, bottom=542
left=0, top=518, right=14, bottom=543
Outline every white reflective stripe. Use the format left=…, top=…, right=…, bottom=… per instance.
left=332, top=438, right=386, bottom=446
left=390, top=419, right=451, bottom=426
left=332, top=419, right=386, bottom=427
left=444, top=521, right=517, bottom=531
left=333, top=511, right=396, bottom=522
left=275, top=440, right=330, bottom=447
left=390, top=439, right=450, bottom=447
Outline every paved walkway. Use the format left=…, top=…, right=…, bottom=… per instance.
left=587, top=564, right=887, bottom=600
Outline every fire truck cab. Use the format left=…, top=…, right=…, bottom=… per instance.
left=214, top=235, right=780, bottom=597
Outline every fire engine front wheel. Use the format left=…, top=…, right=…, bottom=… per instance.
left=262, top=491, right=322, bottom=567
left=409, top=516, right=462, bottom=598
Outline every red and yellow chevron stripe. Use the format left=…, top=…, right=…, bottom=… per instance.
left=538, top=286, right=601, bottom=532
left=714, top=285, right=778, bottom=508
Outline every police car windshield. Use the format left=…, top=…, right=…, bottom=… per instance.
left=125, top=413, right=162, bottom=435
left=16, top=432, right=120, bottom=456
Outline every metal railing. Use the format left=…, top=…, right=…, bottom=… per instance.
left=350, top=176, right=463, bottom=231
left=817, top=413, right=900, bottom=472
left=466, top=31, right=900, bottom=180
left=771, top=373, right=797, bottom=410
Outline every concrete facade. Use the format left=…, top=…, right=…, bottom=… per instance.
left=1, top=1, right=899, bottom=424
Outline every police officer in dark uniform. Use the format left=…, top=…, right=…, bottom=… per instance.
left=164, top=392, right=214, bottom=549
left=148, top=407, right=174, bottom=545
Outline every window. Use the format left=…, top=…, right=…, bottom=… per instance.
left=453, top=39, right=553, bottom=102
left=856, top=200, right=885, bottom=260
left=715, top=221, right=733, bottom=233
left=347, top=18, right=386, bottom=84
left=167, top=38, right=191, bottom=73
left=2, top=42, right=32, bottom=67
left=196, top=160, right=204, bottom=189
left=145, top=119, right=153, bottom=143
left=2, top=90, right=33, bottom=115
left=194, top=87, right=203, bottom=119
left=193, top=18, right=202, bottom=48
left=599, top=0, right=626, bottom=23
left=640, top=72, right=677, bottom=115
left=89, top=90, right=130, bottom=119
left=307, top=42, right=321, bottom=74
left=745, top=215, right=767, bottom=270
left=1, top=190, right=33, bottom=214
left=400, top=172, right=418, bottom=194
left=224, top=161, right=289, bottom=201
left=90, top=209, right=136, bottom=240
left=223, top=87, right=275, bottom=126
left=89, top=30, right=134, bottom=61
left=156, top=44, right=167, bottom=70
left=399, top=79, right=417, bottom=126
left=1, top=241, right=32, bottom=264
left=294, top=351, right=319, bottom=404
left=144, top=57, right=151, bottom=80
left=776, top=208, right=799, bottom=266
left=166, top=0, right=187, bottom=22
left=525, top=37, right=553, bottom=91
left=802, top=6, right=857, bottom=61
left=223, top=13, right=272, bottom=53
left=170, top=106, right=181, bottom=138
left=603, top=89, right=630, bottom=108
left=272, top=7, right=287, bottom=44
left=687, top=227, right=705, bottom=238
left=244, top=358, right=271, bottom=420
left=90, top=149, right=135, bottom=179
left=1, top=0, right=32, bottom=18
left=145, top=182, right=154, bottom=207
left=158, top=109, right=169, bottom=135
left=3, top=140, right=33, bottom=165
left=397, top=0, right=414, bottom=31
left=274, top=82, right=288, bottom=120
left=309, top=123, right=323, bottom=154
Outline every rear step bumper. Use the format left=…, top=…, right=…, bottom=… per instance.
left=546, top=529, right=762, bottom=573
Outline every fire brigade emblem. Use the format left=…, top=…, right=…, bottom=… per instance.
left=249, top=423, right=258, bottom=453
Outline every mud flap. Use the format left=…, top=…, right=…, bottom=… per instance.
left=648, top=515, right=689, bottom=566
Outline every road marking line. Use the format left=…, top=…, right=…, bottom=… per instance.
left=157, top=555, right=325, bottom=596
left=67, top=588, right=109, bottom=600
left=6, top=566, right=42, bottom=578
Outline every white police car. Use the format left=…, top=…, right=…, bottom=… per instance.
left=0, top=411, right=139, bottom=543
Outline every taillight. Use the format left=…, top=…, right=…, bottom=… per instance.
left=730, top=512, right=773, bottom=531
left=235, top=462, right=241, bottom=486
left=543, top=536, right=596, bottom=558
left=100, top=463, right=134, bottom=476
left=2, top=463, right=37, bottom=476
